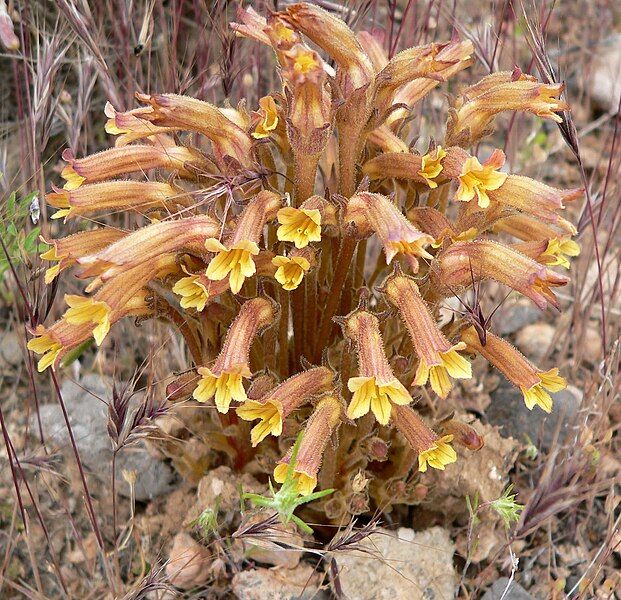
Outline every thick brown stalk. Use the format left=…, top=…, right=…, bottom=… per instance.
left=313, top=236, right=357, bottom=361
left=292, top=285, right=305, bottom=361
left=278, top=287, right=290, bottom=378
left=305, top=269, right=318, bottom=356
left=294, top=152, right=319, bottom=206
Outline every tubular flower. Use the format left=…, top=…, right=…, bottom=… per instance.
left=28, top=260, right=163, bottom=371
left=431, top=239, right=569, bottom=310
left=273, top=395, right=342, bottom=495
left=455, top=150, right=507, bottom=209
left=345, top=192, right=434, bottom=271
left=63, top=295, right=111, bottom=346
left=447, top=71, right=569, bottom=146
left=391, top=405, right=457, bottom=472
left=237, top=366, right=335, bottom=446
left=362, top=146, right=469, bottom=186
left=133, top=93, right=255, bottom=169
left=339, top=309, right=411, bottom=425
left=78, top=216, right=220, bottom=281
left=382, top=40, right=475, bottom=126
left=281, top=3, right=374, bottom=97
left=374, top=40, right=474, bottom=119
left=104, top=102, right=175, bottom=146
left=461, top=326, right=566, bottom=413
left=272, top=249, right=312, bottom=291
left=193, top=297, right=276, bottom=413
left=45, top=181, right=184, bottom=221
left=40, top=228, right=127, bottom=284
left=381, top=271, right=472, bottom=399
left=418, top=146, right=447, bottom=189
left=252, top=96, right=280, bottom=139
left=487, top=176, right=582, bottom=232
left=205, top=191, right=282, bottom=294
left=280, top=43, right=332, bottom=157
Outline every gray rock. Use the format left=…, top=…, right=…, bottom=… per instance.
left=335, top=526, right=456, bottom=600
left=32, top=374, right=174, bottom=500
left=482, top=577, right=533, bottom=600
left=496, top=302, right=541, bottom=336
left=232, top=564, right=328, bottom=600
left=488, top=380, right=582, bottom=450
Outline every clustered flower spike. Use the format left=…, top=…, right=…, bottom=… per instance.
left=30, top=3, right=580, bottom=517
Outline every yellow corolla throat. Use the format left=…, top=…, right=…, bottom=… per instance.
left=543, top=238, right=580, bottom=269
left=252, top=96, right=279, bottom=139
left=418, top=435, right=457, bottom=472
left=456, top=156, right=507, bottom=209
left=276, top=207, right=322, bottom=249
left=205, top=239, right=260, bottom=295
left=414, top=344, right=472, bottom=399
left=272, top=256, right=311, bottom=291
left=520, top=368, right=566, bottom=413
left=236, top=399, right=282, bottom=446
left=273, top=464, right=317, bottom=496
left=172, top=275, right=210, bottom=311
left=193, top=367, right=249, bottom=413
left=418, top=146, right=447, bottom=189
left=27, top=334, right=63, bottom=372
left=63, top=295, right=111, bottom=346
left=346, top=376, right=411, bottom=426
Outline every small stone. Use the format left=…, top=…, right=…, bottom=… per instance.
left=588, top=35, right=621, bottom=113
left=232, top=564, right=327, bottom=600
left=488, top=380, right=582, bottom=450
left=236, top=515, right=304, bottom=569
left=482, top=577, right=533, bottom=600
left=166, top=533, right=211, bottom=589
left=0, top=330, right=22, bottom=366
left=515, top=322, right=555, bottom=361
left=582, top=326, right=603, bottom=365
left=335, top=526, right=456, bottom=599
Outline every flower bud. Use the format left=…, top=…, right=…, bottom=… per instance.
left=345, top=192, right=433, bottom=271
left=438, top=418, right=484, bottom=451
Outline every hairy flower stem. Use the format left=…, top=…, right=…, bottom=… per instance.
left=292, top=285, right=305, bottom=361
left=313, top=236, right=357, bottom=362
left=156, top=297, right=204, bottom=366
left=354, top=239, right=367, bottom=289
left=278, top=287, right=290, bottom=377
left=294, top=153, right=319, bottom=207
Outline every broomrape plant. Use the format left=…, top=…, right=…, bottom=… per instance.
left=29, top=3, right=579, bottom=518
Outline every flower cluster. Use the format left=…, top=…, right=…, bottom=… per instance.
left=30, top=3, right=577, bottom=515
